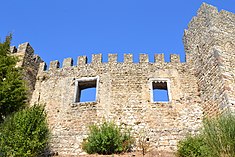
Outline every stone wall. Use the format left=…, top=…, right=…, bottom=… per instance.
left=184, top=3, right=235, bottom=116
left=30, top=54, right=202, bottom=155
left=10, top=42, right=43, bottom=100
left=12, top=2, right=235, bottom=156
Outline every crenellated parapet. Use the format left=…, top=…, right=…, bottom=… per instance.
left=10, top=42, right=43, bottom=67
left=184, top=3, right=235, bottom=55
left=10, top=42, right=43, bottom=100
left=38, top=53, right=183, bottom=72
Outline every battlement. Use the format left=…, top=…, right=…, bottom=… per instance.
left=10, top=42, right=43, bottom=100
left=187, top=3, right=218, bottom=30
left=184, top=3, right=235, bottom=55
left=189, top=2, right=235, bottom=29
left=10, top=42, right=43, bottom=66
left=10, top=42, right=34, bottom=55
left=38, top=53, right=183, bottom=72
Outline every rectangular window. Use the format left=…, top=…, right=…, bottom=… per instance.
left=74, top=77, right=98, bottom=103
left=150, top=79, right=171, bottom=103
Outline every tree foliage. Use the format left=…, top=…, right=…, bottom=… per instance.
left=0, top=36, right=49, bottom=156
left=0, top=105, right=49, bottom=157
left=0, top=35, right=27, bottom=122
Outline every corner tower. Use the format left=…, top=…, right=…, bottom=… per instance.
left=10, top=42, right=43, bottom=100
left=184, top=3, right=235, bottom=116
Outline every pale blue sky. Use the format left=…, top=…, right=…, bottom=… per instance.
left=1, top=1, right=235, bottom=65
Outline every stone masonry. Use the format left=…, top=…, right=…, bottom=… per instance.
left=11, top=3, right=235, bottom=156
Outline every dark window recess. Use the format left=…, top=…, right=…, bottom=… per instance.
left=75, top=79, right=97, bottom=102
left=152, top=81, right=169, bottom=102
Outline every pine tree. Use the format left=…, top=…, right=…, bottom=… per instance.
left=0, top=36, right=27, bottom=122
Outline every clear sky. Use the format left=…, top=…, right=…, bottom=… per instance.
left=1, top=0, right=235, bottom=66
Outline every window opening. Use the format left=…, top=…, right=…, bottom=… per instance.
left=151, top=80, right=170, bottom=102
left=74, top=77, right=98, bottom=103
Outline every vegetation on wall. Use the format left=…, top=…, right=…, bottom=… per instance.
left=82, top=121, right=134, bottom=155
left=177, top=112, right=235, bottom=157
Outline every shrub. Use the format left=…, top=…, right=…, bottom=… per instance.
left=177, top=135, right=212, bottom=157
left=0, top=105, right=49, bottom=157
left=82, top=121, right=133, bottom=155
left=203, top=112, right=235, bottom=157
left=177, top=112, right=235, bottom=157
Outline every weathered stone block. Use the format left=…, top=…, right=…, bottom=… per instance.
left=77, top=56, right=87, bottom=65
left=124, top=54, right=133, bottom=63
left=108, top=54, right=117, bottom=63
left=154, top=54, right=164, bottom=63
left=139, top=54, right=149, bottom=63
left=63, top=58, right=73, bottom=68
left=49, top=60, right=60, bottom=70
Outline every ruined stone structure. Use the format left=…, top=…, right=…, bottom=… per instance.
left=10, top=3, right=235, bottom=156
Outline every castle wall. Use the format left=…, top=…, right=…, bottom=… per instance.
left=184, top=3, right=235, bottom=116
left=215, top=10, right=235, bottom=112
left=10, top=43, right=43, bottom=100
left=11, top=3, right=235, bottom=155
left=30, top=54, right=202, bottom=155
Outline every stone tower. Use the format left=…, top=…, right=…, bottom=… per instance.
left=10, top=42, right=43, bottom=100
left=11, top=3, right=235, bottom=156
left=184, top=3, right=235, bottom=116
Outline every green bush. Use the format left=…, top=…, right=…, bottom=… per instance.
left=203, top=112, right=235, bottom=157
left=82, top=121, right=133, bottom=155
left=177, top=112, right=235, bottom=157
left=0, top=105, right=49, bottom=157
left=177, top=135, right=212, bottom=157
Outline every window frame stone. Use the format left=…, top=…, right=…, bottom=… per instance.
left=149, top=78, right=171, bottom=103
left=74, top=76, right=99, bottom=103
